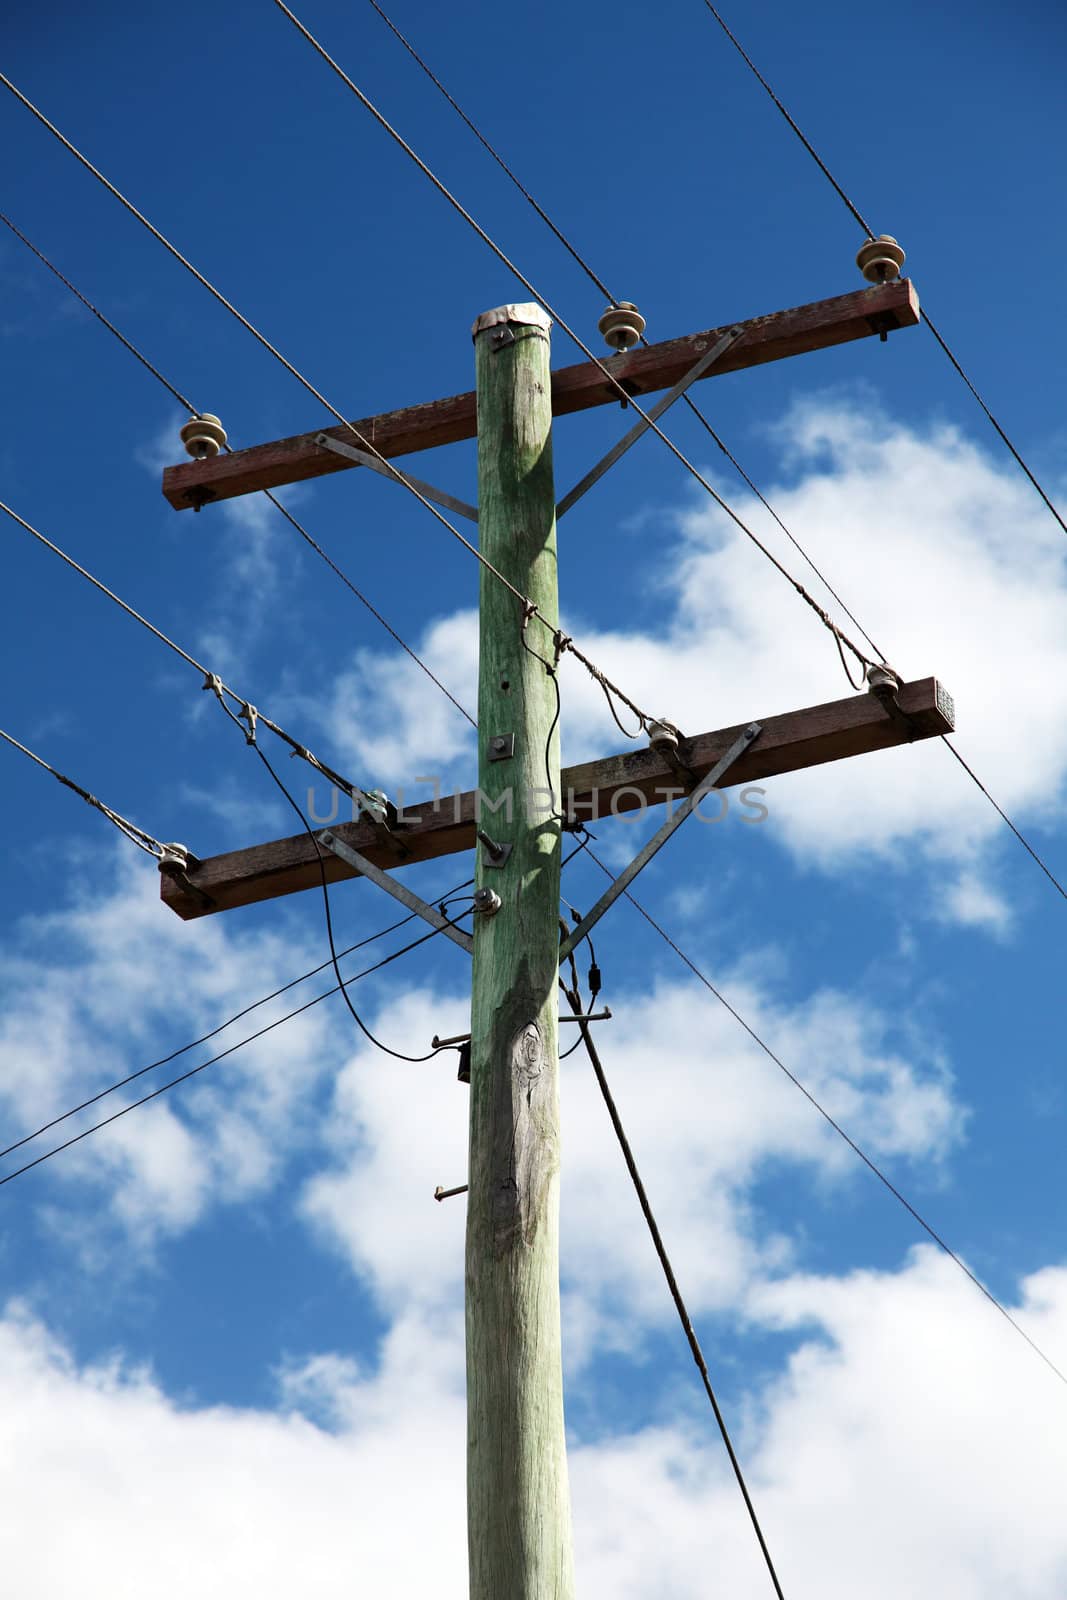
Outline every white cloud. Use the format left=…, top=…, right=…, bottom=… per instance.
left=0, top=853, right=349, bottom=1251
left=311, top=607, right=477, bottom=792
left=3, top=1249, right=1067, bottom=1598
left=300, top=966, right=962, bottom=1360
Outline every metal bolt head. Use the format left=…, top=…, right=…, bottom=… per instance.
left=473, top=887, right=502, bottom=915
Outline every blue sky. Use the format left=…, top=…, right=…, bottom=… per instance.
left=2, top=0, right=1067, bottom=1593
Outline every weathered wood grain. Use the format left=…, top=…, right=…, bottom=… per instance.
left=161, top=280, right=920, bottom=510
left=464, top=304, right=574, bottom=1600
left=159, top=677, right=953, bottom=920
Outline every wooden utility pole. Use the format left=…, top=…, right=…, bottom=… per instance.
left=156, top=273, right=955, bottom=1596
left=465, top=303, right=573, bottom=1596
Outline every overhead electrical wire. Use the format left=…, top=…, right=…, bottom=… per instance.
left=697, top=0, right=1067, bottom=544
left=0, top=908, right=422, bottom=1164
left=364, top=0, right=887, bottom=666
left=562, top=983, right=787, bottom=1599
left=579, top=844, right=1067, bottom=1390
left=0, top=496, right=392, bottom=820
left=0, top=73, right=660, bottom=738
left=0, top=210, right=476, bottom=731
left=0, top=724, right=167, bottom=859
left=263, top=1, right=878, bottom=688
left=248, top=731, right=469, bottom=1062
left=4, top=822, right=596, bottom=1172
left=0, top=912, right=469, bottom=1192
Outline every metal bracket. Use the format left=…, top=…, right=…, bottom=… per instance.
left=314, top=433, right=479, bottom=524
left=556, top=326, right=745, bottom=519
left=317, top=829, right=473, bottom=954
left=430, top=1009, right=612, bottom=1052
left=557, top=721, right=762, bottom=961
left=477, top=830, right=512, bottom=869
left=488, top=733, right=514, bottom=762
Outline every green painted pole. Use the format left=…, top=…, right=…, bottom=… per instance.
left=465, top=303, right=575, bottom=1599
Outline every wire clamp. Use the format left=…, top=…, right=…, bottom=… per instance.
left=239, top=703, right=258, bottom=745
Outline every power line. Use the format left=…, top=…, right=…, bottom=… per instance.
left=0, top=723, right=166, bottom=858
left=0, top=910, right=419, bottom=1164
left=0, top=210, right=476, bottom=731
left=366, top=0, right=888, bottom=665
left=562, top=983, right=787, bottom=1599
left=697, top=1, right=1067, bottom=543
left=0, top=912, right=468, bottom=1192
left=0, top=496, right=391, bottom=820
left=581, top=845, right=1067, bottom=1390
left=267, top=0, right=878, bottom=683
left=250, top=734, right=470, bottom=1062
left=941, top=737, right=1067, bottom=901
left=0, top=74, right=663, bottom=732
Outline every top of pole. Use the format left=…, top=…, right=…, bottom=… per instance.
left=471, top=302, right=553, bottom=340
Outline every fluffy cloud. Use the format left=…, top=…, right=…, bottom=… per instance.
left=301, top=965, right=962, bottom=1364
left=2, top=1248, right=1066, bottom=1598
left=0, top=854, right=350, bottom=1249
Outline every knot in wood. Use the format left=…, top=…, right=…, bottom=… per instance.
left=515, top=1023, right=543, bottom=1088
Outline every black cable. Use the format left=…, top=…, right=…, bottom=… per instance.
left=0, top=211, right=476, bottom=731
left=921, top=313, right=1067, bottom=541
left=0, top=209, right=199, bottom=411
left=250, top=737, right=467, bottom=1062
left=941, top=737, right=1067, bottom=900
left=0, top=910, right=419, bottom=1163
left=565, top=989, right=787, bottom=1599
left=365, top=0, right=888, bottom=664
left=0, top=916, right=464, bottom=1191
left=263, top=4, right=877, bottom=682
left=583, top=845, right=1067, bottom=1390
left=366, top=0, right=617, bottom=306
left=698, top=1, right=1067, bottom=543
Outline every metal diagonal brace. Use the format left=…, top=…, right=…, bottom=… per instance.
left=318, top=829, right=474, bottom=954
left=557, top=722, right=762, bottom=961
left=313, top=433, right=479, bottom=523
left=555, top=326, right=745, bottom=519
